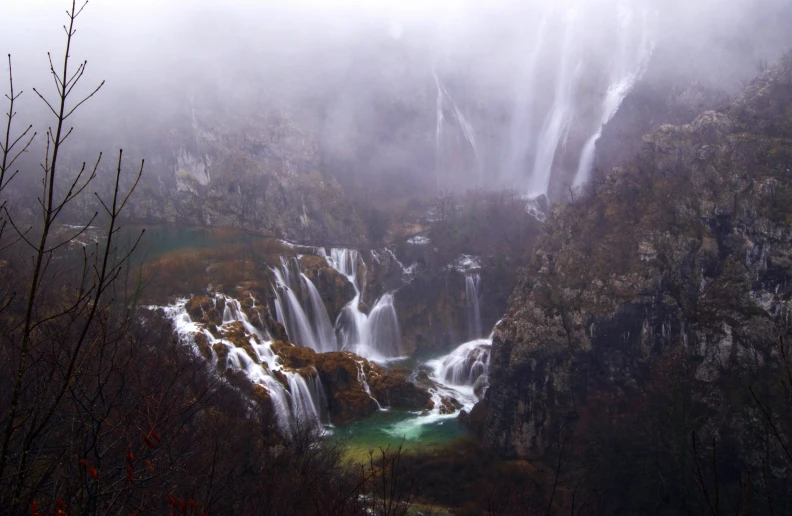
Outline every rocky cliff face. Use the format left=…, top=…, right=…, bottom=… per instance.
left=121, top=101, right=369, bottom=246
left=482, top=55, right=792, bottom=458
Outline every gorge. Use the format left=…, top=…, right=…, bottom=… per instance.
left=2, top=0, right=792, bottom=514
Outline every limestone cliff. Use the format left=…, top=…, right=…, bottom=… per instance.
left=483, top=55, right=792, bottom=458
left=123, top=101, right=369, bottom=246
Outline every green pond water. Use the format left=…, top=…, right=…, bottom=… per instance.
left=328, top=409, right=469, bottom=463
left=130, top=225, right=263, bottom=262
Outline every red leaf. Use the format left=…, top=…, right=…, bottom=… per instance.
left=143, top=436, right=154, bottom=448
left=146, top=459, right=154, bottom=471
left=151, top=430, right=161, bottom=442
left=167, top=495, right=178, bottom=507
left=89, top=467, right=98, bottom=479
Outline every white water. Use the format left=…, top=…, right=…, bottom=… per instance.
left=465, top=274, right=483, bottom=340
left=156, top=247, right=496, bottom=443
left=433, top=71, right=481, bottom=190
left=272, top=257, right=336, bottom=353
left=155, top=295, right=328, bottom=436
left=503, top=14, right=550, bottom=186
left=326, top=248, right=406, bottom=362
left=300, top=273, right=337, bottom=353
left=430, top=338, right=491, bottom=390
left=573, top=1, right=656, bottom=187
left=427, top=2, right=658, bottom=201
left=528, top=8, right=582, bottom=197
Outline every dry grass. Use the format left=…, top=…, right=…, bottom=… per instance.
left=138, top=237, right=294, bottom=302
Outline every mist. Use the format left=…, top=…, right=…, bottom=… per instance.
left=3, top=0, right=792, bottom=201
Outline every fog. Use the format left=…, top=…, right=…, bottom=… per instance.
left=2, top=0, right=792, bottom=200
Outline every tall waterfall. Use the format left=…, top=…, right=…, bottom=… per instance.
left=465, top=274, right=483, bottom=340
left=503, top=14, right=550, bottom=187
left=431, top=0, right=657, bottom=200
left=158, top=295, right=328, bottom=436
left=528, top=8, right=582, bottom=197
left=433, top=71, right=481, bottom=191
left=326, top=249, right=404, bottom=362
left=573, top=1, right=656, bottom=187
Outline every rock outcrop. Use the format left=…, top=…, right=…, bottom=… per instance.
left=122, top=102, right=370, bottom=246
left=483, top=55, right=792, bottom=458
left=273, top=342, right=432, bottom=425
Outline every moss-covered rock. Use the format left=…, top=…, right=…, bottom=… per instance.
left=483, top=54, right=792, bottom=460
left=369, top=368, right=433, bottom=410
left=186, top=295, right=214, bottom=320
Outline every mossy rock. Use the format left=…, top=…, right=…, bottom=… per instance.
left=205, top=307, right=222, bottom=326
left=213, top=343, right=229, bottom=372
left=272, top=341, right=318, bottom=369
left=299, top=255, right=328, bottom=271
left=186, top=295, right=213, bottom=320
left=194, top=331, right=213, bottom=360
left=369, top=369, right=432, bottom=410
left=220, top=321, right=251, bottom=348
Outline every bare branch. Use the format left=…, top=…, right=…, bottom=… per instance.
left=32, top=87, right=59, bottom=118
left=63, top=80, right=105, bottom=120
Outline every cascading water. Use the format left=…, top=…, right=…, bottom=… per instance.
left=326, top=249, right=405, bottom=362
left=299, top=273, right=337, bottom=352
left=465, top=274, right=483, bottom=340
left=528, top=8, right=583, bottom=197
left=431, top=339, right=491, bottom=391
left=503, top=14, right=549, bottom=186
left=272, top=257, right=337, bottom=353
left=433, top=71, right=481, bottom=191
left=156, top=294, right=328, bottom=436
left=428, top=1, right=657, bottom=202
left=573, top=1, right=656, bottom=187
left=367, top=293, right=402, bottom=357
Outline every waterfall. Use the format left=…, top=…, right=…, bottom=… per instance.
left=431, top=339, right=491, bottom=388
left=440, top=1, right=657, bottom=199
left=465, top=274, right=483, bottom=340
left=326, top=248, right=405, bottom=362
left=155, top=296, right=329, bottom=437
left=423, top=337, right=492, bottom=419
left=528, top=8, right=583, bottom=197
left=503, top=14, right=549, bottom=186
left=287, top=373, right=324, bottom=428
left=367, top=294, right=402, bottom=358
left=272, top=257, right=337, bottom=353
left=573, top=1, right=656, bottom=187
left=300, top=273, right=337, bottom=353
left=433, top=71, right=481, bottom=191
left=355, top=360, right=382, bottom=410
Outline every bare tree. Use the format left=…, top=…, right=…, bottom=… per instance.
left=0, top=1, right=143, bottom=511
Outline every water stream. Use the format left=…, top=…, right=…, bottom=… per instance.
left=156, top=248, right=495, bottom=456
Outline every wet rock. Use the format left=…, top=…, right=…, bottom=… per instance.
left=185, top=295, right=213, bottom=320
left=369, top=368, right=433, bottom=410
left=271, top=342, right=381, bottom=425
left=193, top=331, right=212, bottom=360
left=484, top=54, right=792, bottom=459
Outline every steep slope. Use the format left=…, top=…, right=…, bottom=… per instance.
left=123, top=100, right=369, bottom=246
left=483, top=54, right=792, bottom=458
